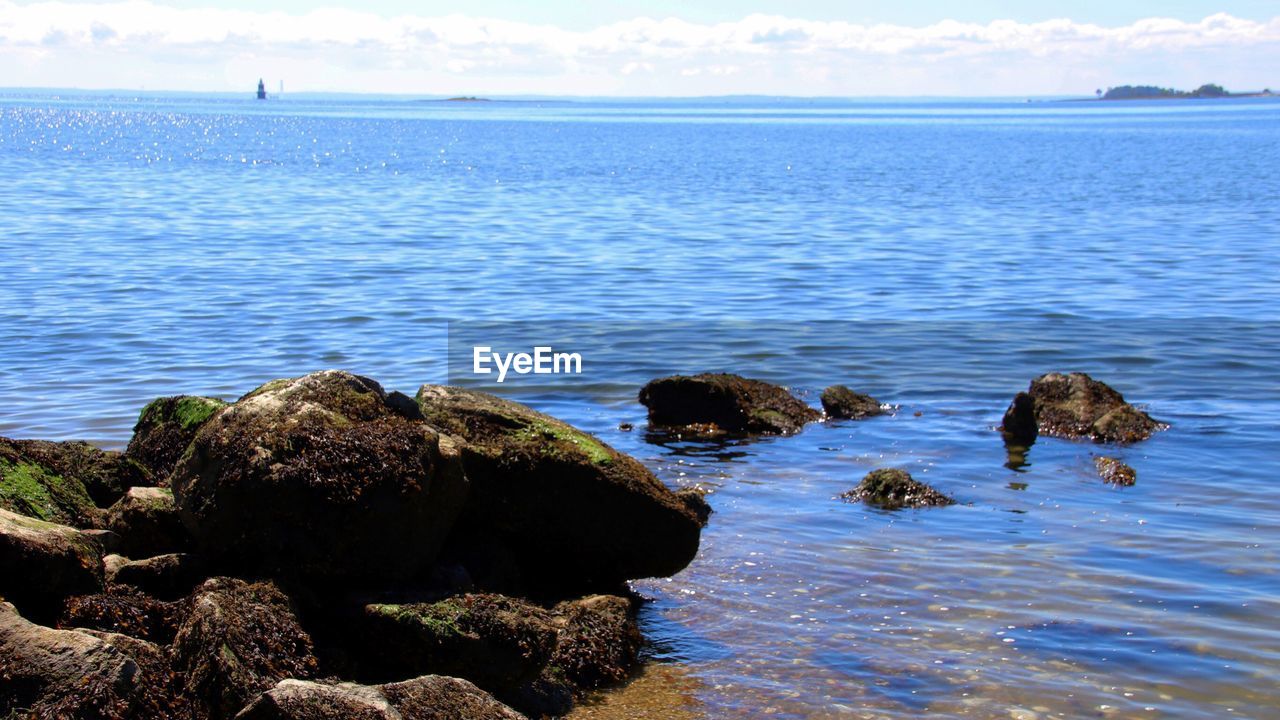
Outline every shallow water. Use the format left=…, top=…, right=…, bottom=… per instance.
left=2, top=93, right=1278, bottom=718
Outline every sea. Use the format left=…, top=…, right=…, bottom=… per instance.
left=1, top=92, right=1278, bottom=719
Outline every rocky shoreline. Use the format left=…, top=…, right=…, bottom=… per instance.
left=1, top=369, right=1163, bottom=718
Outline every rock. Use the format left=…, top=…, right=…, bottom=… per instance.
left=820, top=385, right=884, bottom=420
left=674, top=487, right=712, bottom=526
left=110, top=552, right=207, bottom=601
left=104, top=552, right=131, bottom=577
left=841, top=468, right=955, bottom=510
left=78, top=629, right=191, bottom=719
left=234, top=676, right=527, bottom=720
left=172, top=371, right=468, bottom=583
left=60, top=587, right=179, bottom=644
left=0, top=437, right=149, bottom=512
left=104, top=486, right=188, bottom=558
left=82, top=528, right=124, bottom=554
left=0, top=508, right=103, bottom=621
left=548, top=594, right=642, bottom=690
left=358, top=594, right=557, bottom=692
left=1021, top=372, right=1165, bottom=443
left=638, top=373, right=820, bottom=435
left=0, top=437, right=104, bottom=528
left=1000, top=391, right=1038, bottom=447
left=1095, top=456, right=1137, bottom=486
left=173, top=577, right=318, bottom=719
left=416, top=385, right=702, bottom=593
left=0, top=601, right=158, bottom=719
left=126, top=395, right=229, bottom=481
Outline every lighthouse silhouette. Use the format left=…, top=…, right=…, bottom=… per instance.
left=256, top=79, right=267, bottom=100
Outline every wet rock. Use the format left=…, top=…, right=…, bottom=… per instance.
left=1095, top=456, right=1137, bottom=486
left=0, top=601, right=159, bottom=719
left=358, top=593, right=557, bottom=692
left=60, top=586, right=179, bottom=644
left=105, top=486, right=189, bottom=558
left=1, top=437, right=149, bottom=512
left=235, top=676, right=527, bottom=720
left=126, top=395, right=229, bottom=481
left=173, top=577, right=318, bottom=719
left=110, top=552, right=207, bottom=601
left=0, top=508, right=103, bottom=621
left=172, top=371, right=468, bottom=583
left=820, top=385, right=884, bottom=420
left=1000, top=391, right=1039, bottom=447
left=674, top=487, right=713, bottom=526
left=841, top=468, right=955, bottom=510
left=548, top=594, right=642, bottom=690
left=1, top=437, right=104, bottom=528
left=638, top=373, right=820, bottom=435
left=1021, top=372, right=1165, bottom=443
left=416, top=385, right=701, bottom=594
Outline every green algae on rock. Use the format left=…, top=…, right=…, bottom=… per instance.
left=126, top=395, right=228, bottom=482
left=639, top=373, right=820, bottom=436
left=819, top=385, right=884, bottom=420
left=842, top=468, right=955, bottom=510
left=172, top=371, right=468, bottom=583
left=415, top=384, right=702, bottom=594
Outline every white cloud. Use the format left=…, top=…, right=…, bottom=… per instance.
left=0, top=2, right=1277, bottom=95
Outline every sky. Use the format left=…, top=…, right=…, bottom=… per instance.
left=1, top=0, right=1277, bottom=96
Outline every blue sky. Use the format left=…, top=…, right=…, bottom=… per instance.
left=1, top=1, right=1277, bottom=95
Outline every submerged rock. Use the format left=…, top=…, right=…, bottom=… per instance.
left=0, top=437, right=148, bottom=512
left=173, top=577, right=319, bottom=719
left=0, top=508, right=103, bottom=621
left=638, top=373, right=820, bottom=435
left=1095, top=456, right=1137, bottom=486
left=172, top=371, right=468, bottom=583
left=0, top=601, right=165, bottom=719
left=820, top=385, right=884, bottom=420
left=104, top=486, right=188, bottom=558
left=1016, top=372, right=1165, bottom=443
left=235, top=676, right=528, bottom=720
left=358, top=593, right=557, bottom=692
left=842, top=468, right=955, bottom=510
left=416, top=385, right=701, bottom=594
left=548, top=594, right=642, bottom=690
left=126, top=395, right=228, bottom=481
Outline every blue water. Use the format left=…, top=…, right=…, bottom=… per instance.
left=2, top=93, right=1279, bottom=719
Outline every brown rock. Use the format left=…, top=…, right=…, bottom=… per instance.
left=1095, top=456, right=1137, bottom=486
left=820, top=385, right=884, bottom=420
left=1023, top=372, right=1165, bottom=443
left=638, top=373, right=820, bottom=435
left=104, top=486, right=189, bottom=558
left=841, top=468, right=955, bottom=510
left=0, top=508, right=103, bottom=622
left=234, top=676, right=527, bottom=720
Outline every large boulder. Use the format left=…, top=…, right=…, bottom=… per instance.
left=126, top=395, right=228, bottom=481
left=0, top=437, right=148, bottom=511
left=109, top=552, right=207, bottom=601
left=0, top=601, right=162, bottom=719
left=358, top=594, right=557, bottom=692
left=173, top=577, right=319, bottom=720
left=415, top=385, right=702, bottom=593
left=172, top=371, right=468, bottom=583
left=1011, top=372, right=1165, bottom=443
left=638, top=373, right=820, bottom=435
left=841, top=469, right=955, bottom=511
left=104, top=486, right=188, bottom=558
left=234, top=676, right=527, bottom=720
left=820, top=385, right=884, bottom=420
left=0, top=508, right=103, bottom=621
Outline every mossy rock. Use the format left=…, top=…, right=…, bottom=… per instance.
left=172, top=577, right=318, bottom=720
left=820, top=385, right=884, bottom=420
left=416, top=385, right=702, bottom=595
left=104, top=486, right=188, bottom=558
left=359, top=593, right=557, bottom=693
left=0, top=436, right=151, bottom=525
left=171, top=372, right=467, bottom=583
left=1022, top=372, right=1165, bottom=443
left=126, top=395, right=228, bottom=482
left=842, top=468, right=955, bottom=510
left=638, top=373, right=820, bottom=435
left=0, top=508, right=104, bottom=623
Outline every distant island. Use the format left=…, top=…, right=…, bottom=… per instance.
left=444, top=96, right=490, bottom=102
left=1097, top=84, right=1273, bottom=100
